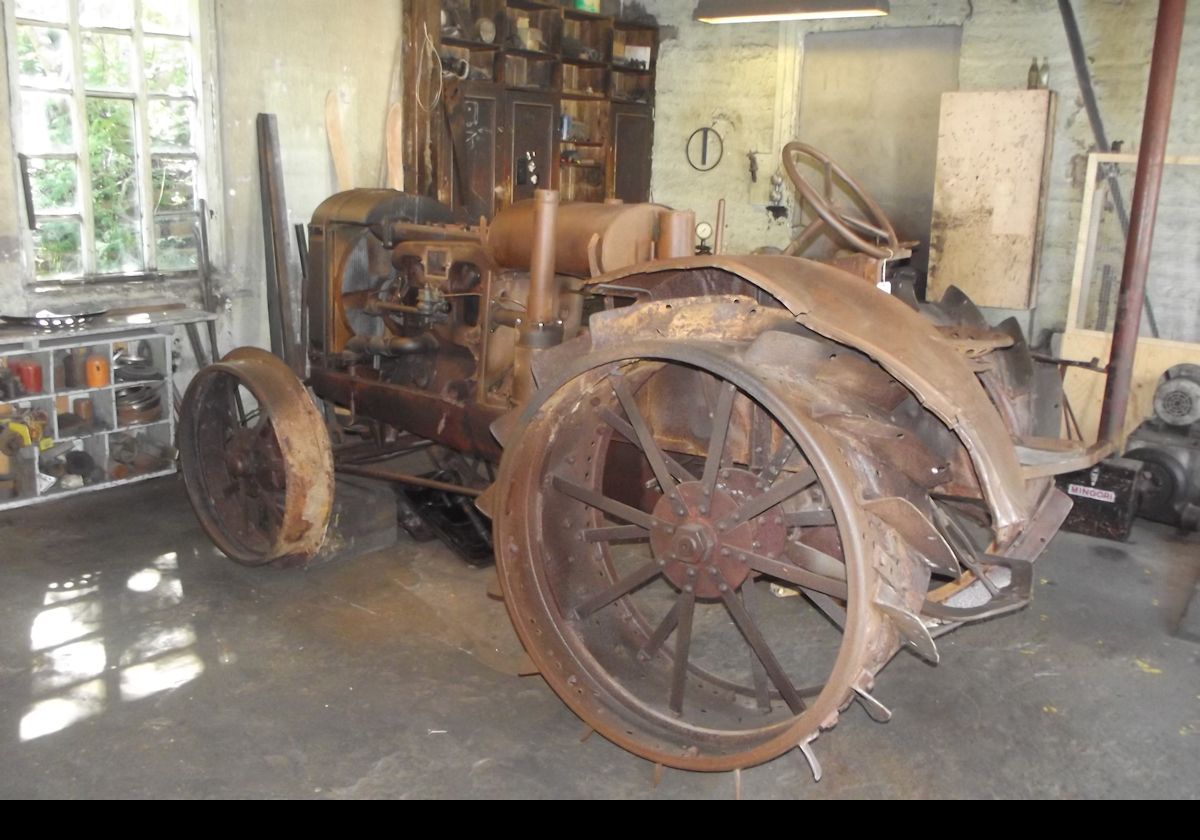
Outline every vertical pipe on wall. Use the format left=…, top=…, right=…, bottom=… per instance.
left=1098, top=0, right=1187, bottom=444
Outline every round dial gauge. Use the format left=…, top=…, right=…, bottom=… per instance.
left=696, top=221, right=714, bottom=241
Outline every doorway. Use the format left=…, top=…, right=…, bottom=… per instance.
left=798, top=26, right=962, bottom=274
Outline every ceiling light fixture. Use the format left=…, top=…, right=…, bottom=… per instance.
left=694, top=0, right=889, bottom=24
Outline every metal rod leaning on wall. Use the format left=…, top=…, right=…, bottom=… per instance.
left=257, top=113, right=302, bottom=375
left=1097, top=0, right=1187, bottom=444
left=197, top=198, right=221, bottom=361
left=1058, top=0, right=1160, bottom=338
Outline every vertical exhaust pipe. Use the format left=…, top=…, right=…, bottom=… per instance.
left=523, top=189, right=562, bottom=347
left=656, top=209, right=696, bottom=259
left=515, top=189, right=562, bottom=403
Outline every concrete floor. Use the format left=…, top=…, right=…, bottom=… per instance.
left=0, top=476, right=1196, bottom=799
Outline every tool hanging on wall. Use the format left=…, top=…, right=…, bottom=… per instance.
left=767, top=170, right=788, bottom=219
left=686, top=126, right=723, bottom=172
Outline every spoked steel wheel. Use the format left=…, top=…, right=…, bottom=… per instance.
left=494, top=307, right=931, bottom=772
left=179, top=347, right=334, bottom=566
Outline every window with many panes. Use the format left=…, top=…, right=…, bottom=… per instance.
left=7, top=0, right=205, bottom=281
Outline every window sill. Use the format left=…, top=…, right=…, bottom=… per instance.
left=29, top=270, right=199, bottom=292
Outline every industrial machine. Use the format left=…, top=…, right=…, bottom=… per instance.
left=178, top=146, right=1102, bottom=776
left=1126, top=364, right=1200, bottom=529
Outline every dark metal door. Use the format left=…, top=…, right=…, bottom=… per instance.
left=502, top=90, right=559, bottom=208
left=443, top=81, right=502, bottom=222
left=610, top=103, right=653, bottom=204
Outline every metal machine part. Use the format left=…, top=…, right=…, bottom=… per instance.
left=1125, top=364, right=1200, bottom=530
left=1152, top=364, right=1200, bottom=427
left=1057, top=457, right=1144, bottom=541
left=179, top=143, right=1103, bottom=776
left=179, top=347, right=334, bottom=565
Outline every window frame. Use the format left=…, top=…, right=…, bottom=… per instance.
left=3, top=0, right=219, bottom=286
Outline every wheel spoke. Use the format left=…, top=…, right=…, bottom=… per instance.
left=740, top=582, right=773, bottom=713
left=598, top=408, right=695, bottom=483
left=611, top=375, right=680, bottom=501
left=723, top=467, right=817, bottom=529
left=760, top=437, right=796, bottom=486
left=668, top=589, right=696, bottom=715
left=583, top=524, right=650, bottom=543
left=783, top=508, right=836, bottom=528
left=748, top=403, right=772, bottom=471
left=700, top=382, right=737, bottom=498
left=573, top=561, right=662, bottom=619
left=552, top=475, right=663, bottom=530
left=720, top=587, right=805, bottom=714
left=640, top=598, right=681, bottom=659
left=741, top=548, right=848, bottom=600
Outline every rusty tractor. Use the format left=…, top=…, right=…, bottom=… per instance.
left=179, top=144, right=1104, bottom=776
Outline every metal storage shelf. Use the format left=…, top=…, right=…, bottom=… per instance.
left=0, top=312, right=210, bottom=510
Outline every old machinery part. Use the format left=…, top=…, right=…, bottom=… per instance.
left=489, top=293, right=1053, bottom=771
left=179, top=347, right=334, bottom=566
left=1056, top=457, right=1145, bottom=541
left=657, top=210, right=698, bottom=260
left=343, top=334, right=439, bottom=360
left=781, top=141, right=901, bottom=260
left=487, top=200, right=659, bottom=277
left=115, top=384, right=164, bottom=426
left=1125, top=438, right=1199, bottom=529
left=1124, top=363, right=1200, bottom=530
left=1152, top=364, right=1200, bottom=427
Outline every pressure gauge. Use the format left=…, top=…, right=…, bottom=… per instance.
left=696, top=221, right=714, bottom=241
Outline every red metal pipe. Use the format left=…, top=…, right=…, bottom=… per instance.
left=1098, top=0, right=1187, bottom=443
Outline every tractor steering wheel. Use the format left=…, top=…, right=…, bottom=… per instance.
left=781, top=141, right=901, bottom=260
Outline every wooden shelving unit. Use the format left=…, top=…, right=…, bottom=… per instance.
left=428, top=0, right=658, bottom=209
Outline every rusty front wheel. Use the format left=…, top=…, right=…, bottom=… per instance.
left=179, top=348, right=334, bottom=566
left=493, top=326, right=927, bottom=772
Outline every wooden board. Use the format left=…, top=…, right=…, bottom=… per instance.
left=325, top=89, right=352, bottom=192
left=386, top=102, right=404, bottom=191
left=1060, top=329, right=1200, bottom=444
left=927, top=90, right=1055, bottom=309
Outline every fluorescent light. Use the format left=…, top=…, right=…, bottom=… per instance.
left=694, top=0, right=889, bottom=23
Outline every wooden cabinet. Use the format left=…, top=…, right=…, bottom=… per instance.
left=420, top=1, right=657, bottom=215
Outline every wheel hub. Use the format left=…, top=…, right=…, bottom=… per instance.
left=650, top=470, right=787, bottom=599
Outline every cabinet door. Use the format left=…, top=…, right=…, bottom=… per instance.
left=609, top=103, right=653, bottom=204
left=442, top=82, right=502, bottom=222
left=501, top=90, right=559, bottom=207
